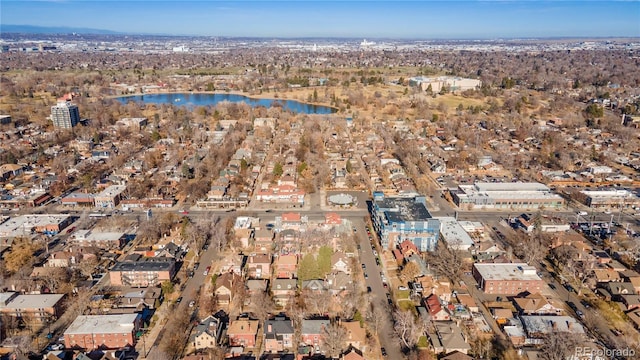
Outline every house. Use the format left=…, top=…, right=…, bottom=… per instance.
left=301, top=279, right=328, bottom=293
left=115, top=288, right=161, bottom=311
left=455, top=294, right=479, bottom=313
left=271, top=279, right=297, bottom=307
left=227, top=319, right=259, bottom=348
left=154, top=242, right=183, bottom=259
left=220, top=254, right=245, bottom=276
left=325, top=272, right=353, bottom=295
left=342, top=321, right=367, bottom=353
left=194, top=315, right=223, bottom=350
left=331, top=252, right=351, bottom=275
left=246, top=253, right=271, bottom=279
left=593, top=268, right=622, bottom=284
left=520, top=316, right=585, bottom=338
left=246, top=279, right=268, bottom=295
left=512, top=293, right=563, bottom=316
left=598, top=282, right=637, bottom=300
left=274, top=254, right=298, bottom=279
left=341, top=346, right=365, bottom=360
left=471, top=241, right=505, bottom=261
left=620, top=294, right=640, bottom=311
left=441, top=351, right=475, bottom=360
left=214, top=272, right=243, bottom=306
left=46, top=251, right=78, bottom=267
left=430, top=322, right=471, bottom=355
left=254, top=229, right=274, bottom=252
left=63, top=314, right=140, bottom=350
left=424, top=293, right=451, bottom=321
left=399, top=239, right=419, bottom=257
left=301, top=319, right=330, bottom=349
left=263, top=316, right=294, bottom=352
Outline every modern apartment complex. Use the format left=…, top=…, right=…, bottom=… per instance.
left=370, top=193, right=440, bottom=252
left=51, top=101, right=80, bottom=129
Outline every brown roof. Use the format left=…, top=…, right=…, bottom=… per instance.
left=227, top=319, right=259, bottom=336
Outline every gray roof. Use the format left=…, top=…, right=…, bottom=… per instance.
left=194, top=315, right=222, bottom=338
left=301, top=319, right=330, bottom=335
left=264, top=316, right=294, bottom=337
left=64, top=314, right=139, bottom=335
left=521, top=316, right=585, bottom=335
left=0, top=293, right=64, bottom=310
left=111, top=257, right=175, bottom=272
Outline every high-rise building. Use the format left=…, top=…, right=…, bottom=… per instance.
left=51, top=101, right=80, bottom=129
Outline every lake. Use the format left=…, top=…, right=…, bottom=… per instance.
left=116, top=93, right=336, bottom=114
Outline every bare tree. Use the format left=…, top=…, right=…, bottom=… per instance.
left=538, top=331, right=582, bottom=360
left=248, top=290, right=275, bottom=323
left=321, top=321, right=347, bottom=358
left=393, top=309, right=422, bottom=350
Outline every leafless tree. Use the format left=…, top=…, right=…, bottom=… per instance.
left=393, top=309, right=422, bottom=351
left=321, top=321, right=347, bottom=358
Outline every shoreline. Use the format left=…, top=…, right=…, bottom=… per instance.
left=112, top=90, right=339, bottom=113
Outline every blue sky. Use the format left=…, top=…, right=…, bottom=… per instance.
left=2, top=1, right=639, bottom=39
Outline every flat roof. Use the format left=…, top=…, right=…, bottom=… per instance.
left=111, top=258, right=175, bottom=272
left=376, top=197, right=432, bottom=222
left=474, top=263, right=541, bottom=281
left=0, top=214, right=71, bottom=237
left=581, top=189, right=637, bottom=198
left=474, top=182, right=550, bottom=192
left=436, top=217, right=475, bottom=248
left=96, top=185, right=127, bottom=198
left=64, top=314, right=139, bottom=335
left=458, top=185, right=562, bottom=200
left=0, top=293, right=65, bottom=310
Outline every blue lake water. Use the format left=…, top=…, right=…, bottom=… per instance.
left=116, top=93, right=336, bottom=114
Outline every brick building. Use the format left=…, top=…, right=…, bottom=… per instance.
left=472, top=263, right=544, bottom=295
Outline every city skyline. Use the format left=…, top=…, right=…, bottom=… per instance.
left=1, top=0, right=639, bottom=39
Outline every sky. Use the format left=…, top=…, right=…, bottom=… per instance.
left=1, top=1, right=639, bottom=39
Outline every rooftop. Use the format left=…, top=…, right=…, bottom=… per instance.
left=0, top=293, right=65, bottom=310
left=0, top=214, right=71, bottom=237
left=375, top=196, right=432, bottom=222
left=64, top=314, right=139, bottom=335
left=96, top=185, right=127, bottom=198
left=111, top=257, right=175, bottom=272
left=474, top=263, right=542, bottom=281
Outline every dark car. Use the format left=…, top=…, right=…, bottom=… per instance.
left=548, top=283, right=556, bottom=290
left=367, top=286, right=372, bottom=293
left=580, top=300, right=591, bottom=308
left=176, top=297, right=183, bottom=304
left=381, top=348, right=387, bottom=357
left=194, top=262, right=200, bottom=270
left=567, top=301, right=578, bottom=311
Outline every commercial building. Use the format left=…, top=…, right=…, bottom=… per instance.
left=63, top=313, right=141, bottom=350
left=436, top=217, right=475, bottom=251
left=451, top=182, right=564, bottom=210
left=408, top=76, right=481, bottom=93
left=472, top=263, right=544, bottom=295
left=73, top=230, right=127, bottom=249
left=370, top=193, right=440, bottom=252
left=51, top=101, right=80, bottom=129
left=0, top=292, right=65, bottom=321
left=95, top=185, right=127, bottom=208
left=109, top=255, right=176, bottom=287
left=577, top=189, right=640, bottom=209
left=61, top=192, right=95, bottom=207
left=0, top=214, right=72, bottom=238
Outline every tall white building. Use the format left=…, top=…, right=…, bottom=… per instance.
left=51, top=101, right=80, bottom=129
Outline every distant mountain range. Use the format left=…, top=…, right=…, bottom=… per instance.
left=1, top=24, right=121, bottom=35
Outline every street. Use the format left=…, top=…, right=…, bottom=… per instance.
left=354, top=220, right=403, bottom=359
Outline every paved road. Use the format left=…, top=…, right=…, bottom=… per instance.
left=354, top=220, right=403, bottom=359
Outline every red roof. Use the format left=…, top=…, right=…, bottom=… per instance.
left=324, top=212, right=341, bottom=224
left=282, top=212, right=301, bottom=222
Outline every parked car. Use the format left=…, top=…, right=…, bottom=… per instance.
left=189, top=300, right=196, bottom=307
left=204, top=266, right=211, bottom=276
left=176, top=297, right=183, bottom=304
left=381, top=348, right=387, bottom=357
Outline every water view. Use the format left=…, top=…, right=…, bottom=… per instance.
left=117, top=92, right=336, bottom=114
